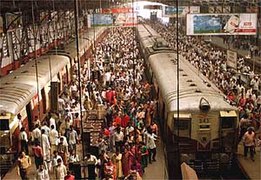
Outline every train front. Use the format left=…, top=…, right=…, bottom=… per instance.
left=170, top=96, right=239, bottom=173
left=0, top=112, right=15, bottom=173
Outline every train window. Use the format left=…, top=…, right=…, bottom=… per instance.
left=173, top=118, right=191, bottom=138
left=220, top=111, right=237, bottom=129
left=221, top=117, right=236, bottom=129
left=0, top=119, right=9, bottom=130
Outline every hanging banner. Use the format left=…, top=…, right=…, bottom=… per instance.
left=163, top=6, right=200, bottom=17
left=101, top=7, right=133, bottom=14
left=187, top=13, right=257, bottom=35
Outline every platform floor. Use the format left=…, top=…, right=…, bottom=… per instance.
left=237, top=142, right=261, bottom=180
left=143, top=137, right=167, bottom=180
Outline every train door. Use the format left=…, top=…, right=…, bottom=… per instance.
left=57, top=73, right=62, bottom=94
left=41, top=89, right=47, bottom=114
left=220, top=111, right=238, bottom=152
left=65, top=65, right=69, bottom=84
left=25, top=103, right=33, bottom=131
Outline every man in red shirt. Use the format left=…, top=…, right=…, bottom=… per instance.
left=32, top=141, right=43, bottom=169
left=64, top=170, right=75, bottom=180
left=121, top=112, right=130, bottom=128
left=113, top=113, right=122, bottom=127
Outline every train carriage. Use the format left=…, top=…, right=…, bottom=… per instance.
left=137, top=23, right=239, bottom=176
left=0, top=55, right=71, bottom=155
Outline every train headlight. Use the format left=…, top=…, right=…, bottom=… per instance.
left=220, top=153, right=230, bottom=163
left=180, top=154, right=195, bottom=163
left=180, top=154, right=190, bottom=163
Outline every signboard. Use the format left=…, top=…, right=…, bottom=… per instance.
left=90, top=14, right=113, bottom=26
left=163, top=6, right=200, bottom=17
left=209, top=6, right=231, bottom=13
left=227, top=50, right=237, bottom=69
left=187, top=13, right=257, bottom=35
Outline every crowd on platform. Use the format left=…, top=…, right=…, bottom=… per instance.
left=17, top=26, right=159, bottom=180
left=148, top=19, right=261, bottom=160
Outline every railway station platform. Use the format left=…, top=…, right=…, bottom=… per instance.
left=3, top=140, right=167, bottom=180
left=237, top=141, right=261, bottom=180
left=142, top=137, right=167, bottom=180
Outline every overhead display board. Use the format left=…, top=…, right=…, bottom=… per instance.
left=163, top=6, right=200, bottom=17
left=187, top=13, right=257, bottom=35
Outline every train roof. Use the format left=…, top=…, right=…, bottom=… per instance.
left=0, top=55, right=70, bottom=115
left=64, top=26, right=107, bottom=60
left=149, top=52, right=237, bottom=112
left=137, top=24, right=162, bottom=48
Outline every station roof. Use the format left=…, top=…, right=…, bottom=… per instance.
left=1, top=0, right=260, bottom=14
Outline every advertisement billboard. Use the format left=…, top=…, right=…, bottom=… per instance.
left=90, top=14, right=113, bottom=26
left=187, top=13, right=257, bottom=35
left=163, top=6, right=200, bottom=17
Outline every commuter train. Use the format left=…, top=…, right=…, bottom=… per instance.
left=0, top=26, right=107, bottom=167
left=137, top=23, right=239, bottom=176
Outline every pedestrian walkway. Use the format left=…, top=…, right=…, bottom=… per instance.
left=143, top=137, right=168, bottom=180
left=237, top=142, right=260, bottom=180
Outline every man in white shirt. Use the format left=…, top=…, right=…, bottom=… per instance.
left=19, top=127, right=29, bottom=154
left=52, top=150, right=63, bottom=172
left=49, top=114, right=56, bottom=130
left=41, top=122, right=50, bottom=136
left=146, top=128, right=157, bottom=163
left=84, top=153, right=98, bottom=179
left=68, top=126, right=78, bottom=153
left=113, top=126, right=124, bottom=152
left=49, top=125, right=58, bottom=155
left=41, top=129, right=51, bottom=162
left=55, top=158, right=67, bottom=180
left=125, top=122, right=134, bottom=136
left=243, top=127, right=255, bottom=161
left=36, top=164, right=50, bottom=180
left=32, top=124, right=41, bottom=144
